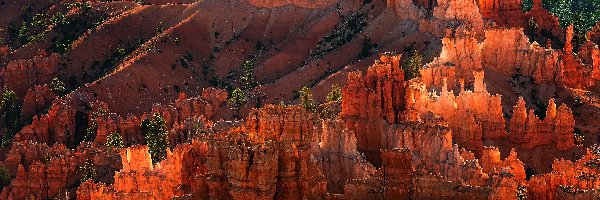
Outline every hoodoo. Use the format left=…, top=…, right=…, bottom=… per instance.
left=0, top=0, right=598, bottom=199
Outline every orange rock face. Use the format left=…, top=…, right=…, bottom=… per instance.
left=4, top=1, right=600, bottom=199
left=14, top=101, right=76, bottom=145
left=508, top=97, right=575, bottom=150
left=481, top=28, right=562, bottom=83
left=77, top=105, right=327, bottom=200
left=527, top=149, right=600, bottom=199
left=423, top=32, right=482, bottom=86
left=312, top=119, right=375, bottom=193
left=477, top=0, right=524, bottom=26
left=340, top=54, right=407, bottom=164
left=152, top=88, right=227, bottom=128
left=410, top=71, right=505, bottom=154
left=0, top=141, right=120, bottom=200
left=561, top=25, right=600, bottom=89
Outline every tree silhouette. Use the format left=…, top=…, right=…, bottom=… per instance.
left=240, top=61, right=256, bottom=90
left=106, top=132, right=124, bottom=149
left=0, top=167, right=10, bottom=190
left=141, top=113, right=169, bottom=164
left=0, top=89, right=21, bottom=147
left=227, top=88, right=247, bottom=117
left=299, top=86, right=316, bottom=112
left=326, top=84, right=343, bottom=103
left=403, top=49, right=423, bottom=80
left=50, top=78, right=66, bottom=96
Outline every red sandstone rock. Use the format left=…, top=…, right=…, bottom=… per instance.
left=527, top=149, right=600, bottom=199
left=248, top=0, right=338, bottom=8
left=152, top=88, right=227, bottom=128
left=477, top=0, right=524, bottom=26
left=0, top=54, right=59, bottom=97
left=14, top=100, right=76, bottom=145
left=0, top=141, right=77, bottom=200
left=410, top=71, right=505, bottom=154
left=423, top=31, right=482, bottom=86
left=509, top=97, right=575, bottom=150
left=312, top=119, right=375, bottom=194
left=21, top=85, right=57, bottom=120
left=340, top=54, right=407, bottom=164
left=78, top=105, right=327, bottom=200
left=480, top=147, right=526, bottom=182
left=482, top=28, right=562, bottom=84
left=0, top=46, right=9, bottom=58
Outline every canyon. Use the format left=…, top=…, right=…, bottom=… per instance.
left=0, top=0, right=599, bottom=199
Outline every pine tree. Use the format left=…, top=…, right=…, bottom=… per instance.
left=326, top=84, right=342, bottom=102
left=141, top=113, right=168, bottom=164
left=79, top=160, right=97, bottom=182
left=50, top=78, right=66, bottom=96
left=227, top=88, right=247, bottom=117
left=106, top=132, right=124, bottom=149
left=240, top=61, right=256, bottom=90
left=404, top=49, right=423, bottom=80
left=0, top=89, right=21, bottom=147
left=0, top=167, right=10, bottom=190
left=299, top=86, right=316, bottom=112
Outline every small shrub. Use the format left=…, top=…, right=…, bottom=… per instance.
left=105, top=132, right=124, bottom=149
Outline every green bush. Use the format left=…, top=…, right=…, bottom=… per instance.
left=227, top=88, right=247, bottom=117
left=0, top=167, right=10, bottom=190
left=326, top=84, right=342, bottom=103
left=299, top=86, right=316, bottom=112
left=141, top=113, right=168, bottom=164
left=106, top=132, right=124, bottom=149
left=403, top=49, right=423, bottom=80
left=1, top=89, right=21, bottom=147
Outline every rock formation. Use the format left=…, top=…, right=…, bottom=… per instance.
left=423, top=31, right=482, bottom=86
left=78, top=105, right=327, bottom=200
left=248, top=0, right=338, bottom=8
left=14, top=101, right=76, bottom=145
left=2, top=1, right=599, bottom=199
left=0, top=141, right=120, bottom=200
left=508, top=97, right=575, bottom=150
left=152, top=88, right=227, bottom=129
left=340, top=54, right=407, bottom=164
left=481, top=28, right=562, bottom=84
left=528, top=148, right=600, bottom=199
left=409, top=71, right=505, bottom=154
left=312, top=119, right=375, bottom=193
left=561, top=25, right=600, bottom=89
left=0, top=54, right=59, bottom=97
left=477, top=0, right=524, bottom=26
left=21, top=84, right=57, bottom=120
left=76, top=143, right=201, bottom=200
left=480, top=147, right=526, bottom=182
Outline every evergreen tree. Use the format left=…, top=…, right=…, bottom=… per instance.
left=0, top=167, right=10, bottom=190
left=240, top=61, right=256, bottom=90
left=326, top=84, right=343, bottom=102
left=403, top=49, right=423, bottom=80
left=522, top=0, right=533, bottom=11
left=141, top=113, right=168, bottom=164
left=50, top=78, right=66, bottom=96
left=84, top=118, right=98, bottom=142
left=542, top=0, right=600, bottom=34
left=299, top=86, right=316, bottom=112
left=0, top=89, right=21, bottom=147
left=227, top=88, right=247, bottom=117
left=79, top=160, right=97, bottom=182
left=106, top=132, right=124, bottom=149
